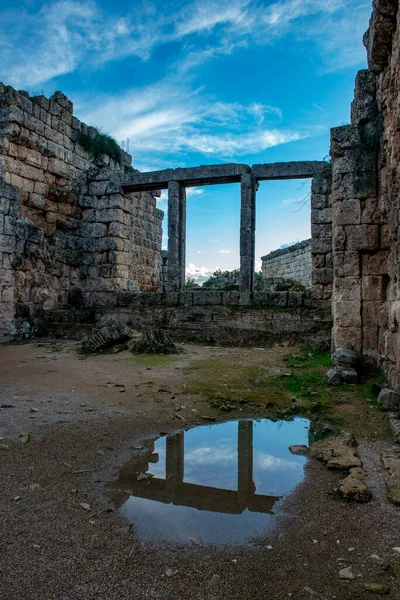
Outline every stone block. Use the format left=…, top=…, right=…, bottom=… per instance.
left=92, top=223, right=107, bottom=237
left=378, top=388, right=400, bottom=409
left=311, top=193, right=330, bottom=210
left=361, top=251, right=389, bottom=275
left=326, top=368, right=342, bottom=386
left=330, top=125, right=360, bottom=150
left=334, top=347, right=358, bottom=367
left=333, top=301, right=362, bottom=328
left=164, top=292, right=179, bottom=306
left=252, top=291, right=269, bottom=306
left=333, top=199, right=361, bottom=225
left=312, top=268, right=333, bottom=286
left=179, top=292, right=194, bottom=306
left=269, top=291, right=288, bottom=307
left=311, top=239, right=332, bottom=254
left=89, top=181, right=108, bottom=196
left=333, top=277, right=361, bottom=302
left=288, top=292, right=304, bottom=307
left=346, top=224, right=379, bottom=251
left=193, top=291, right=223, bottom=306
left=334, top=251, right=360, bottom=277
left=332, top=171, right=377, bottom=201
left=311, top=208, right=332, bottom=224
left=98, top=237, right=124, bottom=251
left=362, top=275, right=387, bottom=301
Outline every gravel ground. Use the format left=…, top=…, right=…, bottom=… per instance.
left=1, top=340, right=399, bottom=600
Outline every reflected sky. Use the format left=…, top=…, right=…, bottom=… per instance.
left=119, top=418, right=309, bottom=545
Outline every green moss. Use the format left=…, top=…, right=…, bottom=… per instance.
left=78, top=130, right=122, bottom=164
left=184, top=359, right=287, bottom=405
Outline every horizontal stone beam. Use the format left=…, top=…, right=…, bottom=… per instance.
left=122, top=169, right=174, bottom=191
left=252, top=161, right=329, bottom=181
left=122, top=163, right=251, bottom=192
left=122, top=161, right=330, bottom=192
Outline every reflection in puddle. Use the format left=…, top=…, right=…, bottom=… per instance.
left=113, top=418, right=309, bottom=545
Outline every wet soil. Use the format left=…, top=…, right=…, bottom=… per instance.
left=1, top=340, right=399, bottom=599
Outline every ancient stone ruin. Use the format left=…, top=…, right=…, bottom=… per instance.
left=261, top=240, right=312, bottom=288
left=1, top=0, right=400, bottom=390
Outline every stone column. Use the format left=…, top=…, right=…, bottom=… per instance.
left=240, top=174, right=256, bottom=292
left=167, top=181, right=186, bottom=292
left=166, top=433, right=184, bottom=492
left=237, top=420, right=254, bottom=503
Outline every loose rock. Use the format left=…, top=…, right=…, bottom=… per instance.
left=309, top=433, right=362, bottom=469
left=363, top=583, right=390, bottom=594
left=339, top=467, right=371, bottom=502
left=339, top=567, right=355, bottom=580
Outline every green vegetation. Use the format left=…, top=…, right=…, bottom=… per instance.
left=78, top=130, right=122, bottom=164
left=124, top=165, right=135, bottom=174
left=182, top=344, right=390, bottom=440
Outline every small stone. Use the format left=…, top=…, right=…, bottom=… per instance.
left=386, top=478, right=400, bottom=505
left=326, top=368, right=342, bottom=386
left=289, top=445, right=309, bottom=456
left=339, top=567, right=355, bottom=580
left=165, top=568, right=178, bottom=578
left=339, top=369, right=358, bottom=384
left=209, top=574, right=221, bottom=586
left=363, top=583, right=390, bottom=594
left=339, top=468, right=371, bottom=502
left=378, top=388, right=400, bottom=409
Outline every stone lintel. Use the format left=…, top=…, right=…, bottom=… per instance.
left=122, top=164, right=250, bottom=191
left=122, top=169, right=174, bottom=192
left=122, top=161, right=330, bottom=192
left=173, top=163, right=250, bottom=185
left=252, top=161, right=329, bottom=181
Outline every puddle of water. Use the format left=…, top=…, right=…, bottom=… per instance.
left=113, top=418, right=310, bottom=546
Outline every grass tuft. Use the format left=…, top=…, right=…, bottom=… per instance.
left=78, top=130, right=122, bottom=164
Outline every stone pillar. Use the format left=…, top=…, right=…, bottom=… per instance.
left=240, top=174, right=256, bottom=292
left=165, top=433, right=184, bottom=492
left=237, top=420, right=254, bottom=503
left=167, top=181, right=186, bottom=292
left=310, top=166, right=333, bottom=306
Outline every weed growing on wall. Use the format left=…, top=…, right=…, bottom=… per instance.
left=78, top=130, right=122, bottom=164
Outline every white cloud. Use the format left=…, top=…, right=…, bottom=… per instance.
left=197, top=250, right=202, bottom=253
left=0, top=0, right=369, bottom=90
left=218, top=250, right=231, bottom=254
left=255, top=451, right=301, bottom=471
left=185, top=444, right=236, bottom=465
left=77, top=82, right=304, bottom=165
left=186, top=187, right=205, bottom=197
left=186, top=262, right=211, bottom=280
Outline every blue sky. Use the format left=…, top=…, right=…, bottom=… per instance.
left=0, top=0, right=372, bottom=281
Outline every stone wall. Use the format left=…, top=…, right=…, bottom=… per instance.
left=36, top=290, right=332, bottom=348
left=310, top=167, right=333, bottom=305
left=330, top=0, right=400, bottom=389
left=0, top=84, right=163, bottom=340
left=261, top=240, right=311, bottom=287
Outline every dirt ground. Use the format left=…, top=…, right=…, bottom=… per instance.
left=1, top=340, right=399, bottom=600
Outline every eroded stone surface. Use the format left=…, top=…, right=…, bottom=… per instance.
left=309, top=433, right=362, bottom=469
left=339, top=467, right=371, bottom=502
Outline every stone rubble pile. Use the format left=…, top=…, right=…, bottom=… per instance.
left=326, top=347, right=358, bottom=385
